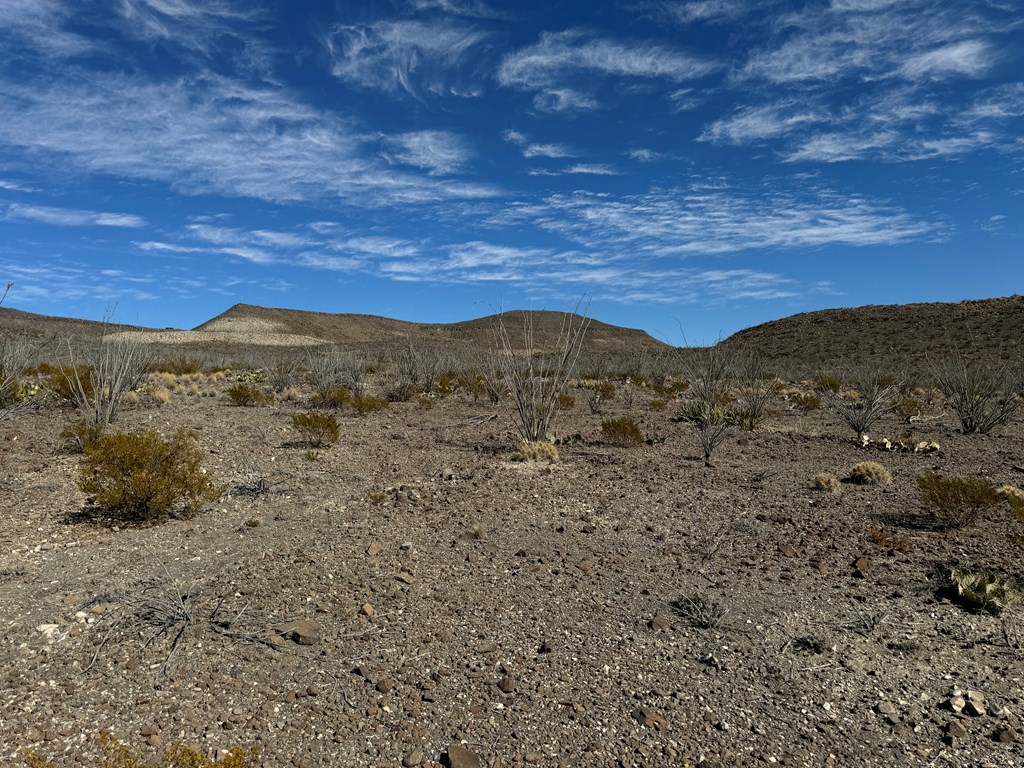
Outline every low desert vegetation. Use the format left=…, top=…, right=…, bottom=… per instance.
left=930, top=351, right=1021, bottom=434
left=512, top=440, right=559, bottom=463
left=60, top=332, right=152, bottom=425
left=917, top=472, right=999, bottom=529
left=818, top=368, right=901, bottom=439
left=224, top=383, right=273, bottom=407
left=813, top=471, right=842, bottom=494
left=78, top=429, right=223, bottom=523
left=847, top=461, right=892, bottom=486
left=291, top=411, right=340, bottom=447
left=600, top=415, right=643, bottom=447
left=27, top=733, right=255, bottom=768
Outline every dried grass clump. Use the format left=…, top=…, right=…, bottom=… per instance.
left=292, top=411, right=340, bottom=447
left=78, top=430, right=222, bottom=523
left=224, top=383, right=273, bottom=407
left=918, top=472, right=999, bottom=528
left=813, top=472, right=842, bottom=494
left=847, top=461, right=892, bottom=486
left=351, top=395, right=388, bottom=415
left=512, top=440, right=559, bottom=463
left=27, top=732, right=256, bottom=768
left=601, top=415, right=643, bottom=447
left=997, top=485, right=1024, bottom=520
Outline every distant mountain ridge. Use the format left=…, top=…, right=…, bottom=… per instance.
left=2, top=297, right=1021, bottom=372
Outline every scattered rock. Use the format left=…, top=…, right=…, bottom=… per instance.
left=947, top=720, right=969, bottom=741
left=403, top=748, right=424, bottom=767
left=444, top=742, right=482, bottom=768
left=396, top=571, right=415, bottom=584
left=497, top=675, right=516, bottom=694
left=780, top=544, right=798, bottom=558
left=996, top=727, right=1017, bottom=744
left=876, top=701, right=897, bottom=716
left=539, top=640, right=554, bottom=654
left=524, top=751, right=544, bottom=763
left=274, top=619, right=320, bottom=646
left=649, top=615, right=671, bottom=631
left=633, top=706, right=668, bottom=729
left=360, top=602, right=375, bottom=617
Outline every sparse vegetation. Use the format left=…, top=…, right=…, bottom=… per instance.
left=930, top=351, right=1021, bottom=434
left=813, top=471, right=842, bottom=494
left=224, top=383, right=273, bottom=406
left=292, top=411, right=340, bottom=447
left=495, top=303, right=590, bottom=444
left=819, top=369, right=900, bottom=439
left=78, top=429, right=222, bottom=523
left=918, top=472, right=999, bottom=528
left=26, top=732, right=256, bottom=768
left=61, top=331, right=152, bottom=425
left=947, top=569, right=1022, bottom=615
left=677, top=343, right=736, bottom=467
left=351, top=395, right=388, bottom=415
left=601, top=415, right=643, bottom=447
left=512, top=440, right=559, bottom=463
left=847, top=461, right=892, bottom=486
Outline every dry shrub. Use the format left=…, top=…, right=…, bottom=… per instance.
left=312, top=386, right=351, bottom=408
left=60, top=420, right=106, bottom=453
left=145, top=386, right=171, bottom=405
left=292, top=411, right=340, bottom=447
left=150, top=356, right=203, bottom=376
left=224, top=383, right=273, bottom=407
left=649, top=398, right=667, bottom=411
left=813, top=472, right=842, bottom=494
left=918, top=473, right=999, bottom=528
left=351, top=395, right=388, bottom=415
left=848, top=461, right=892, bottom=486
left=930, top=351, right=1020, bottom=434
left=557, top=392, right=575, bottom=410
left=78, top=430, right=222, bottom=523
left=416, top=395, right=435, bottom=410
left=582, top=379, right=615, bottom=414
left=27, top=732, right=256, bottom=768
left=601, top=415, right=643, bottom=447
left=512, top=440, right=559, bottom=463
left=997, top=485, right=1024, bottom=520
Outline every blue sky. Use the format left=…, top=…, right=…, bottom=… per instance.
left=0, top=0, right=1021, bottom=343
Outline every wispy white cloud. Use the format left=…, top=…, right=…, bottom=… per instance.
left=327, top=20, right=490, bottom=97
left=117, top=0, right=264, bottom=57
left=0, top=0, right=93, bottom=58
left=383, top=130, right=472, bottom=175
left=701, top=104, right=826, bottom=143
left=667, top=0, right=752, bottom=25
left=0, top=72, right=500, bottom=206
left=498, top=29, right=717, bottom=112
left=408, top=0, right=507, bottom=19
left=2, top=202, right=147, bottom=227
left=502, top=129, right=575, bottom=159
left=626, top=149, right=661, bottom=162
left=564, top=164, right=618, bottom=175
left=500, top=184, right=939, bottom=256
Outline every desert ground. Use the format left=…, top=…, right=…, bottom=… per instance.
left=1, top=301, right=1023, bottom=768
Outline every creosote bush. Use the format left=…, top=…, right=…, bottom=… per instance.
left=601, top=415, right=643, bottom=447
left=224, top=383, right=273, bottom=407
left=918, top=472, right=999, bottom=528
left=78, top=430, right=222, bottom=523
left=60, top=420, right=105, bottom=454
left=312, top=386, right=352, bottom=408
left=847, top=461, right=892, bottom=486
left=351, top=395, right=388, bottom=415
left=292, top=411, right=340, bottom=447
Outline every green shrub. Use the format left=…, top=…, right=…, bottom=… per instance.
left=351, top=395, right=388, bottom=415
left=224, top=383, right=273, bottom=407
left=47, top=365, right=94, bottom=404
left=847, top=461, right=892, bottom=486
left=292, top=411, right=340, bottom=447
left=78, top=430, right=222, bottom=523
left=918, top=473, right=999, bottom=528
left=601, top=416, right=643, bottom=447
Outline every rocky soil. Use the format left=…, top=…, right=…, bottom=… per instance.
left=2, top=378, right=1023, bottom=768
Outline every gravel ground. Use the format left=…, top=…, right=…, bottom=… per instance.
left=2, top=377, right=1023, bottom=768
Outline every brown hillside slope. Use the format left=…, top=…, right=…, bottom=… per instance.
left=195, top=303, right=665, bottom=354
left=721, top=295, right=1024, bottom=375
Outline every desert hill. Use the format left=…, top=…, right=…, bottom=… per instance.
left=3, top=296, right=1022, bottom=373
left=721, top=295, right=1024, bottom=375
